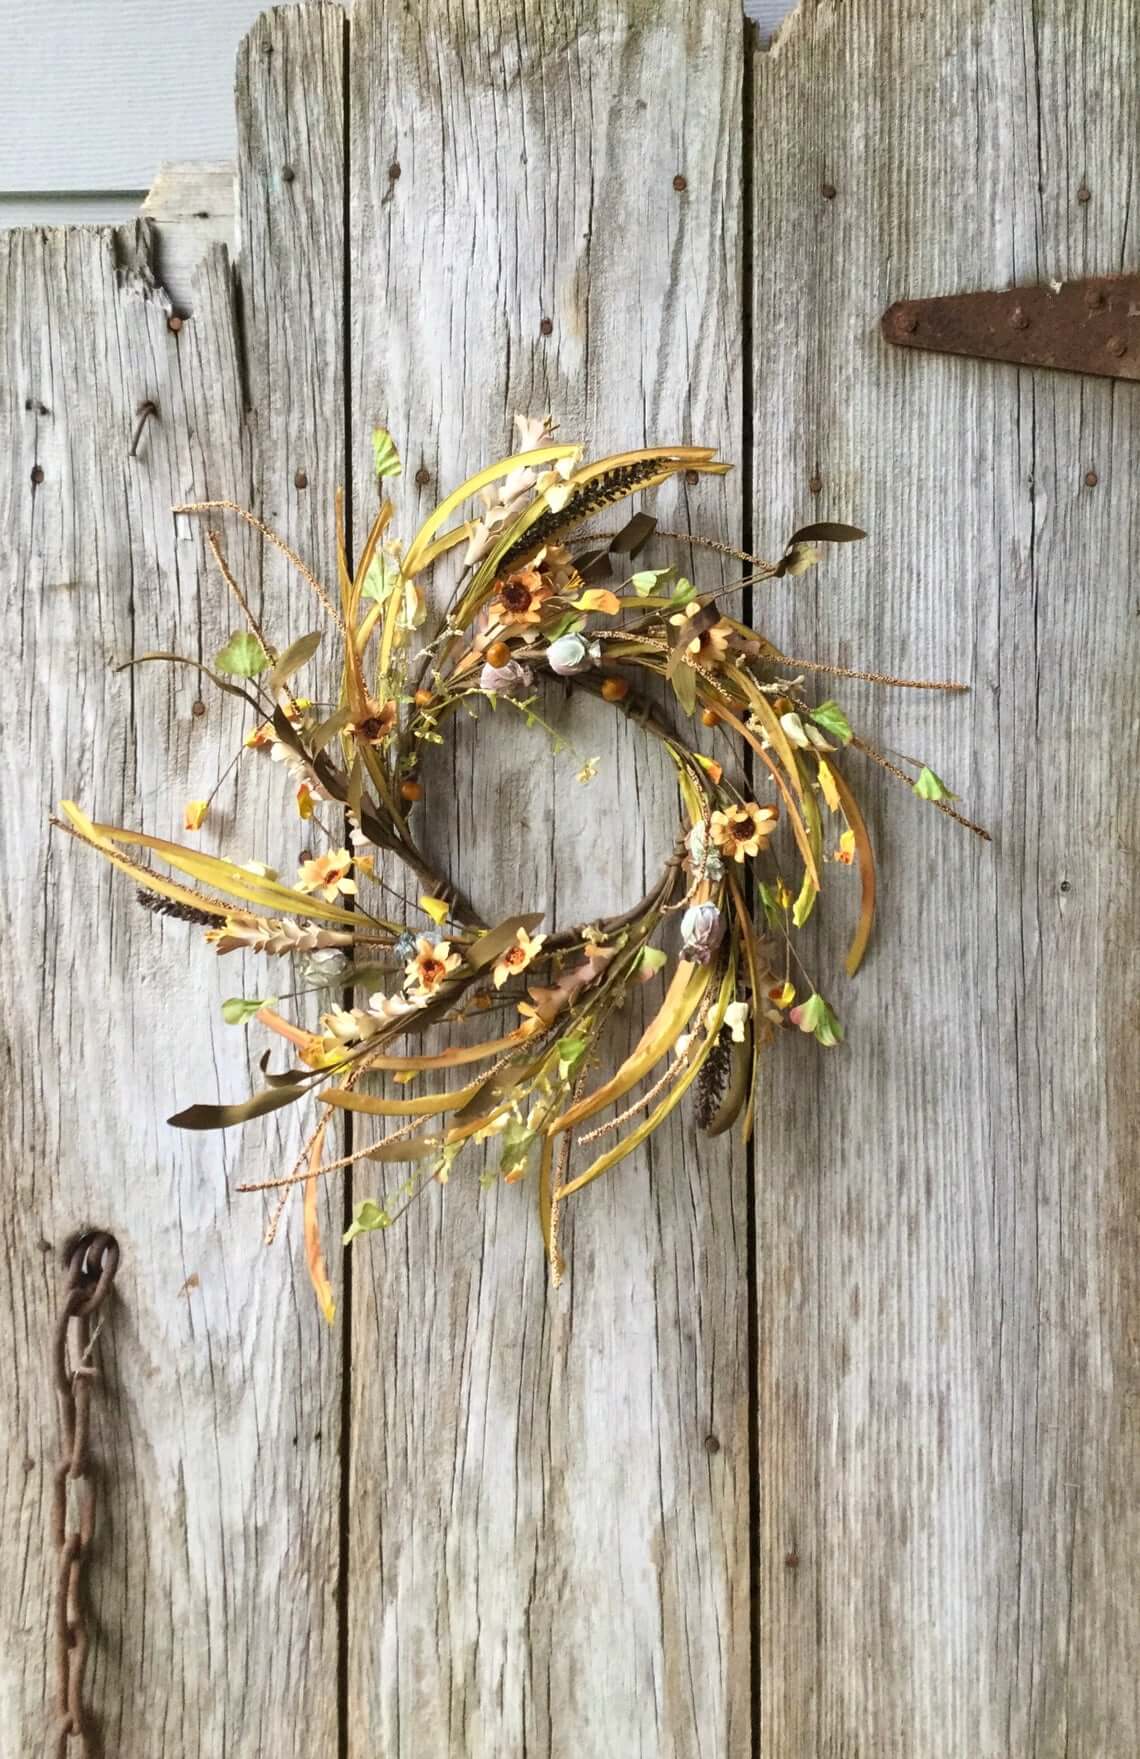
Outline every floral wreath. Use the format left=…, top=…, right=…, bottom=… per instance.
left=57, top=417, right=986, bottom=1315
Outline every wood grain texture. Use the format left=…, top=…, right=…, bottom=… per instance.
left=345, top=2, right=749, bottom=1754
left=753, top=2, right=1140, bottom=1754
left=142, top=163, right=237, bottom=318
left=0, top=8, right=350, bottom=1752
left=0, top=221, right=337, bottom=1752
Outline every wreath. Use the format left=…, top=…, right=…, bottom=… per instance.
left=57, top=417, right=986, bottom=1314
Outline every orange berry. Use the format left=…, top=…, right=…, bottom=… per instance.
left=701, top=707, right=721, bottom=727
left=601, top=676, right=630, bottom=702
left=413, top=688, right=433, bottom=707
left=400, top=779, right=423, bottom=802
left=486, top=640, right=511, bottom=668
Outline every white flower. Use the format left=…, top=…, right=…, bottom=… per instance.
left=366, top=991, right=424, bottom=1024
left=724, top=1000, right=750, bottom=1045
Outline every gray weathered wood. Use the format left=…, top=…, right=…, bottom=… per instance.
left=753, top=2, right=1140, bottom=1754
left=0, top=8, right=349, bottom=1752
left=345, top=2, right=749, bottom=1753
left=0, top=223, right=338, bottom=1751
left=142, top=163, right=236, bottom=317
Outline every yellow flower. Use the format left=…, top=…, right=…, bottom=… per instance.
left=835, top=828, right=857, bottom=865
left=668, top=600, right=732, bottom=664
left=492, top=926, right=547, bottom=990
left=296, top=848, right=357, bottom=902
left=295, top=782, right=315, bottom=820
left=404, top=936, right=462, bottom=999
left=184, top=799, right=208, bottom=831
left=710, top=802, right=778, bottom=862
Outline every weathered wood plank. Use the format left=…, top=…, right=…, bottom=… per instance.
left=0, top=7, right=350, bottom=1750
left=345, top=2, right=749, bottom=1753
left=0, top=220, right=336, bottom=1752
left=753, top=2, right=1140, bottom=1754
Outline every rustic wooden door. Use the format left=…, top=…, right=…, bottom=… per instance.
left=2, top=2, right=1136, bottom=1754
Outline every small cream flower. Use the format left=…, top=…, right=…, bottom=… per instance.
left=724, top=1000, right=750, bottom=1044
left=296, top=849, right=357, bottom=902
left=492, top=925, right=547, bottom=990
left=404, top=936, right=462, bottom=999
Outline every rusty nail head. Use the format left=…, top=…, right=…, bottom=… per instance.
left=294, top=469, right=309, bottom=490
left=388, top=162, right=401, bottom=181
left=1010, top=306, right=1030, bottom=330
left=1084, top=470, right=1098, bottom=487
left=820, top=181, right=837, bottom=200
left=414, top=466, right=431, bottom=487
left=1077, top=184, right=1091, bottom=203
left=167, top=315, right=183, bottom=334
left=673, top=174, right=687, bottom=192
left=539, top=317, right=553, bottom=336
left=704, top=1434, right=720, bottom=1454
left=1106, top=335, right=1126, bottom=357
left=191, top=699, right=207, bottom=718
left=31, top=464, right=44, bottom=484
left=808, top=475, right=822, bottom=495
left=281, top=164, right=296, bottom=183
left=785, top=1549, right=800, bottom=1569
left=684, top=469, right=700, bottom=486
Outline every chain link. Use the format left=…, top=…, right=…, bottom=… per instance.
left=50, top=1231, right=120, bottom=1757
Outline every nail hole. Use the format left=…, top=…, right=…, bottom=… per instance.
left=281, top=164, right=296, bottom=183
left=808, top=475, right=823, bottom=495
left=672, top=174, right=687, bottom=192
left=294, top=469, right=309, bottom=490
left=820, top=181, right=837, bottom=200
left=1076, top=184, right=1091, bottom=204
left=1059, top=879, right=1071, bottom=894
left=1084, top=470, right=1098, bottom=488
left=31, top=465, right=44, bottom=485
left=704, top=1433, right=720, bottom=1454
left=684, top=469, right=700, bottom=486
left=539, top=317, right=554, bottom=336
left=414, top=466, right=431, bottom=487
left=191, top=700, right=207, bottom=719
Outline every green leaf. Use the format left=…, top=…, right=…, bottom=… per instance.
left=792, top=871, right=818, bottom=928
left=808, top=699, right=853, bottom=746
left=556, top=1033, right=589, bottom=1081
left=630, top=567, right=672, bottom=597
left=671, top=574, right=695, bottom=602
left=269, top=630, right=322, bottom=692
left=214, top=631, right=269, bottom=678
left=633, top=945, right=668, bottom=977
left=543, top=611, right=585, bottom=641
left=757, top=881, right=784, bottom=932
left=344, top=1198, right=391, bottom=1244
left=669, top=657, right=698, bottom=717
left=914, top=765, right=957, bottom=802
left=361, top=553, right=400, bottom=604
left=792, top=992, right=844, bottom=1047
left=372, top=427, right=402, bottom=480
left=221, top=995, right=276, bottom=1026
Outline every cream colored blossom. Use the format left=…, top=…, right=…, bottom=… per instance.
left=492, top=926, right=547, bottom=990
left=296, top=848, right=357, bottom=902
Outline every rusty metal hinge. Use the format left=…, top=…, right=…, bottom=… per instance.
left=882, top=274, right=1140, bottom=382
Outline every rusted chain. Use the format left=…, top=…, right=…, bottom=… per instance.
left=50, top=1231, right=120, bottom=1757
